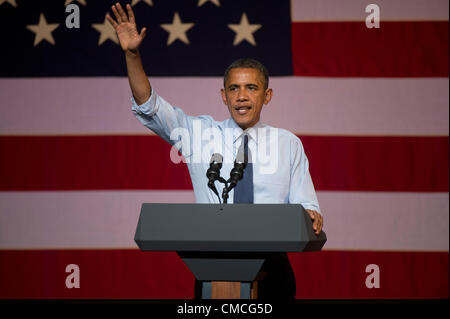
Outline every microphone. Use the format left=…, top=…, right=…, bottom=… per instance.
left=206, top=153, right=223, bottom=197
left=226, top=146, right=248, bottom=192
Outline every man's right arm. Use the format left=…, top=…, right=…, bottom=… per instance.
left=125, top=50, right=151, bottom=105
left=107, top=3, right=201, bottom=153
left=107, top=3, right=150, bottom=105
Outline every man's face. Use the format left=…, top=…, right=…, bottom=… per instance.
left=221, top=68, right=273, bottom=130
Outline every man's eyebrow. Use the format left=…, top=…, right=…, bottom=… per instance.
left=227, top=83, right=259, bottom=88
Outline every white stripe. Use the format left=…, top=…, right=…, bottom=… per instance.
left=318, top=191, right=449, bottom=251
left=291, top=0, right=449, bottom=22
left=0, top=77, right=448, bottom=136
left=0, top=191, right=448, bottom=251
left=0, top=191, right=195, bottom=250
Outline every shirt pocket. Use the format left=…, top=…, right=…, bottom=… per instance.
left=254, top=174, right=290, bottom=203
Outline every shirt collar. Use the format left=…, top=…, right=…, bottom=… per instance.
left=227, top=118, right=264, bottom=145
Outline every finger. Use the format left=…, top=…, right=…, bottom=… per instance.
left=313, top=216, right=320, bottom=233
left=126, top=3, right=136, bottom=24
left=139, top=27, right=147, bottom=39
left=116, top=3, right=129, bottom=23
left=308, top=210, right=317, bottom=224
left=312, top=212, right=320, bottom=234
left=106, top=13, right=118, bottom=28
left=309, top=211, right=316, bottom=227
left=317, top=215, right=323, bottom=234
left=306, top=209, right=320, bottom=234
left=316, top=220, right=322, bottom=234
left=111, top=5, right=122, bottom=23
left=308, top=210, right=317, bottom=232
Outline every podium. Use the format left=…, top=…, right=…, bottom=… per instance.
left=134, top=203, right=326, bottom=299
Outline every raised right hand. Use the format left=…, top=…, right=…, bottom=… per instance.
left=106, top=3, right=147, bottom=53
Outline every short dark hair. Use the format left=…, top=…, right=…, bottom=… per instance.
left=223, top=58, right=269, bottom=90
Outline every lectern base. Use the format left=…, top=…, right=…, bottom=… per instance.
left=201, top=281, right=258, bottom=299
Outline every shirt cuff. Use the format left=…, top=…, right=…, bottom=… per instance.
left=131, top=88, right=158, bottom=116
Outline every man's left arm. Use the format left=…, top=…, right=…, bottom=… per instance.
left=288, top=138, right=323, bottom=235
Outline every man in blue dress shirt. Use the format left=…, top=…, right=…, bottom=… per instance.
left=107, top=3, right=323, bottom=299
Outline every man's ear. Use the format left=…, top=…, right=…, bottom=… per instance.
left=221, top=88, right=228, bottom=105
left=264, top=88, right=273, bottom=105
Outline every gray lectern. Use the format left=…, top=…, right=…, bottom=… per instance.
left=134, top=203, right=326, bottom=299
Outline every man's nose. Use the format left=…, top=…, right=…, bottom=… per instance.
left=237, top=88, right=248, bottom=101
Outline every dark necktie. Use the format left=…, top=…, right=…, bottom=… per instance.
left=233, top=134, right=254, bottom=203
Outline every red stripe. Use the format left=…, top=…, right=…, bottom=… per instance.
left=0, top=136, right=192, bottom=191
left=291, top=21, right=449, bottom=77
left=0, top=135, right=447, bottom=192
left=302, top=135, right=449, bottom=192
left=0, top=249, right=447, bottom=299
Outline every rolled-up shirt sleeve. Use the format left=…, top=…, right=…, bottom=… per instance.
left=131, top=87, right=159, bottom=117
left=131, top=88, right=195, bottom=157
left=288, top=138, right=322, bottom=216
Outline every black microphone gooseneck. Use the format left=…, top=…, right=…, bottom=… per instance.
left=222, top=158, right=246, bottom=203
left=206, top=153, right=223, bottom=203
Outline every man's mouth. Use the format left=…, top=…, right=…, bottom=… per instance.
left=234, top=106, right=252, bottom=115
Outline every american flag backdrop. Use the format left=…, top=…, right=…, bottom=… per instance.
left=0, top=0, right=448, bottom=298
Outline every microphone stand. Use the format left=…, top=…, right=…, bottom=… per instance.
left=207, top=154, right=246, bottom=204
left=218, top=177, right=230, bottom=204
left=218, top=171, right=244, bottom=204
left=209, top=175, right=232, bottom=204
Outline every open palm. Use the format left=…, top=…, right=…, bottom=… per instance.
left=106, top=3, right=147, bottom=52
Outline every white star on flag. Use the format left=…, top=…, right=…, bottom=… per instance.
left=92, top=16, right=119, bottom=46
left=65, top=0, right=87, bottom=5
left=0, top=0, right=17, bottom=7
left=161, top=12, right=195, bottom=46
left=228, top=13, right=262, bottom=46
left=198, top=0, right=220, bottom=7
left=131, top=0, right=153, bottom=6
left=26, top=13, right=60, bottom=46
